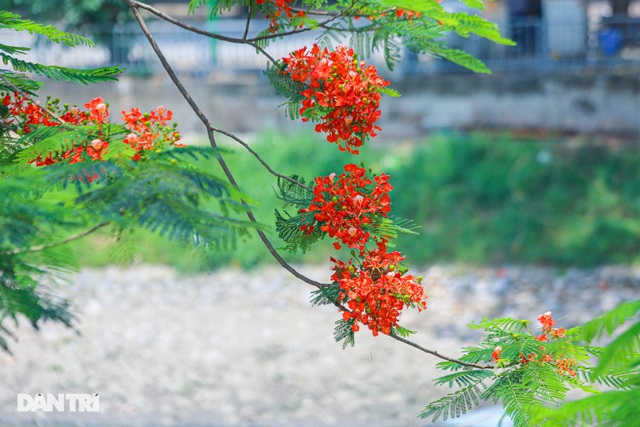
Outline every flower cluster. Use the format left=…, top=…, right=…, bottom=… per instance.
left=520, top=312, right=576, bottom=377
left=301, top=163, right=392, bottom=251
left=2, top=93, right=181, bottom=167
left=394, top=8, right=423, bottom=20
left=491, top=345, right=503, bottom=363
left=535, top=311, right=566, bottom=342
left=122, top=105, right=181, bottom=161
left=331, top=246, right=426, bottom=336
left=302, top=164, right=427, bottom=336
left=282, top=44, right=390, bottom=154
left=357, top=7, right=424, bottom=22
left=256, top=0, right=305, bottom=32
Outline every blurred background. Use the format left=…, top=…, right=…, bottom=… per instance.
left=1, top=1, right=639, bottom=426
left=4, top=0, right=638, bottom=270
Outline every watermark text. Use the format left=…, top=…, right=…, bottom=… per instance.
left=17, top=393, right=99, bottom=412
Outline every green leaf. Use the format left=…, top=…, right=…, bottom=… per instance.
left=460, top=0, right=487, bottom=10
left=333, top=318, right=356, bottom=349
left=420, top=383, right=485, bottom=421
left=1, top=53, right=121, bottom=84
left=0, top=11, right=95, bottom=47
left=375, top=86, right=401, bottom=97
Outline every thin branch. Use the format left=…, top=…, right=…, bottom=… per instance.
left=211, top=126, right=313, bottom=193
left=126, top=1, right=328, bottom=290
left=242, top=3, right=252, bottom=41
left=248, top=41, right=278, bottom=66
left=5, top=222, right=110, bottom=256
left=328, top=297, right=493, bottom=369
left=125, top=0, right=490, bottom=374
left=388, top=334, right=494, bottom=370
left=0, top=75, right=65, bottom=126
left=128, top=0, right=343, bottom=45
left=128, top=0, right=254, bottom=44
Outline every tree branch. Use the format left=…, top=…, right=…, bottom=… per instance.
left=125, top=0, right=491, bottom=374
left=211, top=126, right=313, bottom=193
left=127, top=0, right=347, bottom=45
left=387, top=333, right=494, bottom=370
left=5, top=222, right=110, bottom=256
left=126, top=1, right=329, bottom=290
left=242, top=3, right=252, bottom=41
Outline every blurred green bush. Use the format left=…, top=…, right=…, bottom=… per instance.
left=71, top=131, right=640, bottom=271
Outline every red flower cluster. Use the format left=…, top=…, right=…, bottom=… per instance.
left=491, top=346, right=503, bottom=363
left=282, top=44, right=390, bottom=154
left=256, top=0, right=305, bottom=32
left=301, top=164, right=392, bottom=251
left=536, top=311, right=566, bottom=342
left=395, top=9, right=423, bottom=20
left=332, top=246, right=426, bottom=336
left=360, top=7, right=424, bottom=22
left=2, top=93, right=182, bottom=167
left=520, top=312, right=576, bottom=377
left=122, top=105, right=181, bottom=161
left=302, top=164, right=427, bottom=336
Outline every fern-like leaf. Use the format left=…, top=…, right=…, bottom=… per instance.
left=310, top=284, right=341, bottom=306
left=0, top=11, right=94, bottom=47
left=420, top=383, right=485, bottom=421
left=1, top=53, right=120, bottom=84
left=333, top=318, right=355, bottom=349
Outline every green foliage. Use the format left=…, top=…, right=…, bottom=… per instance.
left=189, top=0, right=252, bottom=18
left=421, top=382, right=487, bottom=422
left=5, top=0, right=131, bottom=27
left=0, top=11, right=121, bottom=91
left=0, top=143, right=255, bottom=352
left=0, top=264, right=75, bottom=354
left=529, top=300, right=640, bottom=426
left=0, top=10, right=261, bottom=350
left=309, top=284, right=342, bottom=306
left=0, top=178, right=80, bottom=353
left=69, top=131, right=640, bottom=270
left=0, top=11, right=94, bottom=47
left=0, top=53, right=121, bottom=85
left=4, top=1, right=131, bottom=62
left=264, top=61, right=305, bottom=120
left=389, top=133, right=640, bottom=266
left=333, top=318, right=356, bottom=349
left=423, top=304, right=640, bottom=426
left=273, top=174, right=325, bottom=253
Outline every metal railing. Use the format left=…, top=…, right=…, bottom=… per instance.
left=2, top=16, right=639, bottom=77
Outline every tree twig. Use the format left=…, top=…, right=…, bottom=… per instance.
left=211, top=126, right=313, bottom=193
left=387, top=333, right=494, bottom=370
left=5, top=222, right=110, bottom=256
left=242, top=2, right=252, bottom=41
left=126, top=1, right=328, bottom=290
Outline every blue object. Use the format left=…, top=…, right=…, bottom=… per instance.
left=599, top=28, right=623, bottom=56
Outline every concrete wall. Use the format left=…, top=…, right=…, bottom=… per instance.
left=38, top=70, right=640, bottom=142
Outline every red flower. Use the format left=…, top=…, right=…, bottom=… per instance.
left=332, top=248, right=426, bottom=337
left=282, top=44, right=390, bottom=154
left=256, top=0, right=302, bottom=32
left=537, top=311, right=557, bottom=333
left=556, top=358, right=577, bottom=377
left=491, top=346, right=503, bottom=363
left=301, top=164, right=393, bottom=252
left=2, top=93, right=182, bottom=168
left=84, top=97, right=109, bottom=124
left=121, top=105, right=181, bottom=160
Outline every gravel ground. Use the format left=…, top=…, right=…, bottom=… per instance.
left=1, top=264, right=638, bottom=427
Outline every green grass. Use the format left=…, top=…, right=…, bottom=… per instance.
left=70, top=131, right=640, bottom=271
